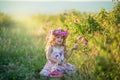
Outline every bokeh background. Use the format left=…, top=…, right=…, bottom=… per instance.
left=0, top=0, right=120, bottom=80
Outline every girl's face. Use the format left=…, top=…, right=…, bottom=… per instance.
left=55, top=35, right=64, bottom=45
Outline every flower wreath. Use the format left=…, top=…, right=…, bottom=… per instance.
left=50, top=28, right=68, bottom=37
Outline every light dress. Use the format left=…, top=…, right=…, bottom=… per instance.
left=40, top=46, right=76, bottom=77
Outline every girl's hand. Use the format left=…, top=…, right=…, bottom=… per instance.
left=57, top=61, right=62, bottom=65
left=72, top=43, right=78, bottom=50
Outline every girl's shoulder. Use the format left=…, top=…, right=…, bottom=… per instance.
left=46, top=45, right=53, bottom=51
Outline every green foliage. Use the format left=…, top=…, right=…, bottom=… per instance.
left=112, top=2, right=120, bottom=25
left=0, top=12, right=14, bottom=29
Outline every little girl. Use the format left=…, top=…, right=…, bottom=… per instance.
left=40, top=28, right=78, bottom=77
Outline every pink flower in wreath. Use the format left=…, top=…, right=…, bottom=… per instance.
left=51, top=30, right=54, bottom=35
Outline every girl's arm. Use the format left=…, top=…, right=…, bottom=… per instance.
left=64, top=48, right=74, bottom=59
left=64, top=43, right=78, bottom=59
left=46, top=46, right=61, bottom=64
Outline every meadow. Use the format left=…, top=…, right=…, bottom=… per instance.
left=0, top=2, right=120, bottom=80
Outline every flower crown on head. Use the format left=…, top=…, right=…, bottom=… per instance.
left=50, top=28, right=68, bottom=37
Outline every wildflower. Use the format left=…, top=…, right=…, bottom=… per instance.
left=77, top=36, right=83, bottom=41
left=73, top=43, right=78, bottom=49
left=77, top=36, right=88, bottom=45
left=74, top=19, right=79, bottom=23
left=84, top=41, right=88, bottom=45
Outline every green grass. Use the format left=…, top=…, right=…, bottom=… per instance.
left=0, top=21, right=46, bottom=80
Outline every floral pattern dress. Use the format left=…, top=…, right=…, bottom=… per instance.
left=40, top=46, right=76, bottom=77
